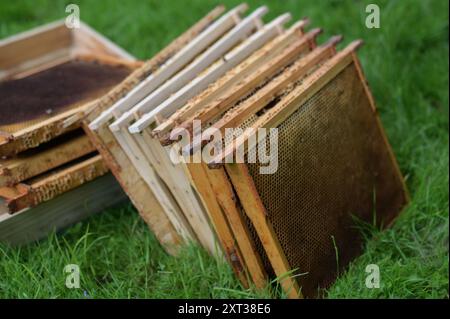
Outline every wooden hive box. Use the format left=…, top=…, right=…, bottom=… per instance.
left=0, top=20, right=138, bottom=244
left=0, top=19, right=140, bottom=156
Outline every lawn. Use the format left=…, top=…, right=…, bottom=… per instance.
left=0, top=0, right=448, bottom=298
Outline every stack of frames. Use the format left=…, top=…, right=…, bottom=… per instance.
left=84, top=4, right=409, bottom=297
left=0, top=21, right=137, bottom=237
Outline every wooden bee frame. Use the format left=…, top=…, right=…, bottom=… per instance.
left=171, top=36, right=339, bottom=297
left=0, top=153, right=108, bottom=213
left=109, top=5, right=274, bottom=255
left=82, top=6, right=226, bottom=255
left=205, top=42, right=409, bottom=298
left=122, top=10, right=310, bottom=284
left=0, top=131, right=94, bottom=187
left=155, top=25, right=326, bottom=292
left=0, top=20, right=139, bottom=242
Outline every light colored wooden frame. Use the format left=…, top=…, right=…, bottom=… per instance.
left=112, top=6, right=269, bottom=133
left=107, top=10, right=288, bottom=255
left=126, top=7, right=273, bottom=133
left=89, top=4, right=247, bottom=130
left=140, top=20, right=319, bottom=290
left=153, top=19, right=311, bottom=142
left=81, top=6, right=226, bottom=254
left=172, top=28, right=323, bottom=152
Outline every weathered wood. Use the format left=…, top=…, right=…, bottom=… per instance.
left=204, top=164, right=267, bottom=288
left=114, top=7, right=269, bottom=133
left=153, top=19, right=310, bottom=140
left=202, top=35, right=341, bottom=146
left=83, top=123, right=182, bottom=255
left=171, top=28, right=322, bottom=150
left=225, top=162, right=301, bottom=298
left=185, top=161, right=249, bottom=286
left=81, top=7, right=227, bottom=254
left=0, top=133, right=95, bottom=187
left=1, top=154, right=109, bottom=213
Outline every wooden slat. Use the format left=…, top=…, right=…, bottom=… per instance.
left=138, top=131, right=218, bottom=254
left=225, top=162, right=301, bottom=298
left=83, top=123, right=182, bottom=255
left=111, top=128, right=196, bottom=243
left=152, top=19, right=310, bottom=140
left=173, top=28, right=323, bottom=151
left=88, top=4, right=240, bottom=130
left=0, top=133, right=95, bottom=187
left=130, top=13, right=292, bottom=133
left=185, top=162, right=249, bottom=287
left=81, top=7, right=227, bottom=254
left=112, top=6, right=269, bottom=132
left=1, top=154, right=108, bottom=213
left=74, top=53, right=143, bottom=69
left=128, top=9, right=284, bottom=133
left=112, top=120, right=216, bottom=253
left=204, top=164, right=267, bottom=288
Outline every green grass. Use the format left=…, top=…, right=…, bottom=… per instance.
left=0, top=0, right=448, bottom=298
